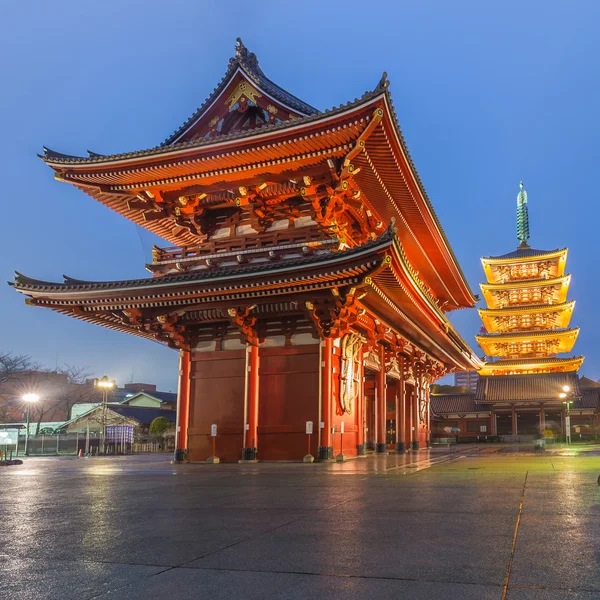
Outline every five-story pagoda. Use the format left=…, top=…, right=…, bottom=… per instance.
left=474, top=183, right=583, bottom=436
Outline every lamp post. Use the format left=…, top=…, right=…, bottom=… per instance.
left=560, top=385, right=574, bottom=445
left=95, top=376, right=115, bottom=454
left=22, top=393, right=40, bottom=456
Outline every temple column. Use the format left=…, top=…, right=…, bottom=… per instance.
left=174, top=349, right=191, bottom=462
left=407, top=385, right=414, bottom=449
left=490, top=408, right=497, bottom=435
left=356, top=346, right=366, bottom=455
left=511, top=404, right=517, bottom=436
left=318, top=337, right=334, bottom=460
left=242, top=344, right=260, bottom=461
left=396, top=372, right=407, bottom=453
left=376, top=345, right=387, bottom=453
left=411, top=376, right=420, bottom=450
left=539, top=405, right=545, bottom=434
left=425, top=384, right=431, bottom=448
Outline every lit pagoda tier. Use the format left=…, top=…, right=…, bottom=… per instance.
left=479, top=301, right=575, bottom=333
left=480, top=275, right=571, bottom=309
left=473, top=182, right=583, bottom=438
left=12, top=39, right=482, bottom=462
left=476, top=327, right=580, bottom=358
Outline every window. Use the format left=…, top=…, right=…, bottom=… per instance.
left=467, top=421, right=487, bottom=433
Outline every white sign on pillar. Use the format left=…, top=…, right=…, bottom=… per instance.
left=211, top=424, right=217, bottom=437
left=340, top=421, right=345, bottom=434
left=306, top=421, right=314, bottom=435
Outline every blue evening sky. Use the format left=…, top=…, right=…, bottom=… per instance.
left=1, top=1, right=598, bottom=391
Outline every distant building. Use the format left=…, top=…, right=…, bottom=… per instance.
left=431, top=375, right=599, bottom=440
left=454, top=371, right=479, bottom=393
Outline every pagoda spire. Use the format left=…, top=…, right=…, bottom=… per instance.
left=516, top=180, right=530, bottom=248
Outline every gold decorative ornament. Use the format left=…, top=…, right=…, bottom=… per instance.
left=226, top=80, right=262, bottom=111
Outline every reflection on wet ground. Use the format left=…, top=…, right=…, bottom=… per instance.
left=1, top=448, right=599, bottom=599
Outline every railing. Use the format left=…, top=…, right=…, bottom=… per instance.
left=6, top=433, right=174, bottom=456
left=152, top=229, right=332, bottom=264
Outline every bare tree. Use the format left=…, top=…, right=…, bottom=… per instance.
left=0, top=351, right=36, bottom=384
left=54, top=364, right=99, bottom=422
left=0, top=352, right=37, bottom=422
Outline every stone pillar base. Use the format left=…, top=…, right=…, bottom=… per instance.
left=303, top=454, right=315, bottom=463
left=317, top=446, right=333, bottom=460
left=376, top=443, right=387, bottom=454
left=410, top=440, right=420, bottom=451
left=395, top=442, right=407, bottom=454
left=335, top=453, right=347, bottom=462
left=356, top=444, right=366, bottom=456
left=173, top=449, right=188, bottom=463
left=242, top=447, right=257, bottom=461
left=426, top=440, right=432, bottom=449
left=206, top=456, right=220, bottom=464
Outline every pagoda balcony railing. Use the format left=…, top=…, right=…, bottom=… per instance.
left=152, top=229, right=332, bottom=265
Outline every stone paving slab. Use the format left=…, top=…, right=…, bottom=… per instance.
left=506, top=588, right=600, bottom=599
left=187, top=510, right=515, bottom=586
left=92, top=567, right=502, bottom=600
left=510, top=512, right=600, bottom=592
left=0, top=557, right=166, bottom=600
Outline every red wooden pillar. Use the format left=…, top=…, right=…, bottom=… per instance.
left=539, top=405, right=545, bottom=434
left=356, top=346, right=366, bottom=455
left=425, top=385, right=431, bottom=448
left=411, top=377, right=420, bottom=450
left=174, top=349, right=191, bottom=462
left=318, top=337, right=333, bottom=459
left=511, top=404, right=517, bottom=436
left=407, top=385, right=413, bottom=448
left=242, top=344, right=260, bottom=461
left=376, top=345, right=387, bottom=453
left=396, top=369, right=407, bottom=453
left=490, top=408, right=497, bottom=435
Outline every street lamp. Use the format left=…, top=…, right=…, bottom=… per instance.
left=22, top=393, right=39, bottom=456
left=95, top=376, right=115, bottom=454
left=560, top=385, right=574, bottom=445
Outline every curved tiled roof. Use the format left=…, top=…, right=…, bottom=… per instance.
left=430, top=393, right=487, bottom=414
left=483, top=356, right=584, bottom=367
left=483, top=247, right=566, bottom=261
left=475, top=371, right=580, bottom=402
left=36, top=46, right=477, bottom=309
left=10, top=223, right=396, bottom=294
left=476, top=327, right=579, bottom=341
left=163, top=38, right=318, bottom=145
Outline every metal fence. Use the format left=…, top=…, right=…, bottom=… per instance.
left=5, top=433, right=172, bottom=457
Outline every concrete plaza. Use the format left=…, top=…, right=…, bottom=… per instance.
left=1, top=448, right=599, bottom=599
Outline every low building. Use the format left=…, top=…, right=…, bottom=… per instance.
left=431, top=375, right=599, bottom=440
left=58, top=404, right=176, bottom=435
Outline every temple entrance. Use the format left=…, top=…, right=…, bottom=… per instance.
left=516, top=412, right=539, bottom=435
left=497, top=413, right=513, bottom=435
left=544, top=411, right=562, bottom=434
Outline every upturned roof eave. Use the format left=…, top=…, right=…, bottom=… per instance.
left=481, top=247, right=568, bottom=263
left=10, top=224, right=395, bottom=297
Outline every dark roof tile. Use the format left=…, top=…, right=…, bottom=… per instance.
left=475, top=372, right=580, bottom=403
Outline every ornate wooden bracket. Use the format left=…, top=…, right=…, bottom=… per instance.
left=227, top=305, right=259, bottom=345
left=305, top=288, right=359, bottom=339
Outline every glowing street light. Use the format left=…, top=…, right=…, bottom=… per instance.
left=22, top=393, right=39, bottom=456
left=560, top=385, right=575, bottom=445
left=95, top=377, right=115, bottom=454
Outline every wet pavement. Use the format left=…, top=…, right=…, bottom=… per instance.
left=1, top=448, right=599, bottom=599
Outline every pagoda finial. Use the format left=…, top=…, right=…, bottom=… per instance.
left=516, top=180, right=530, bottom=248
